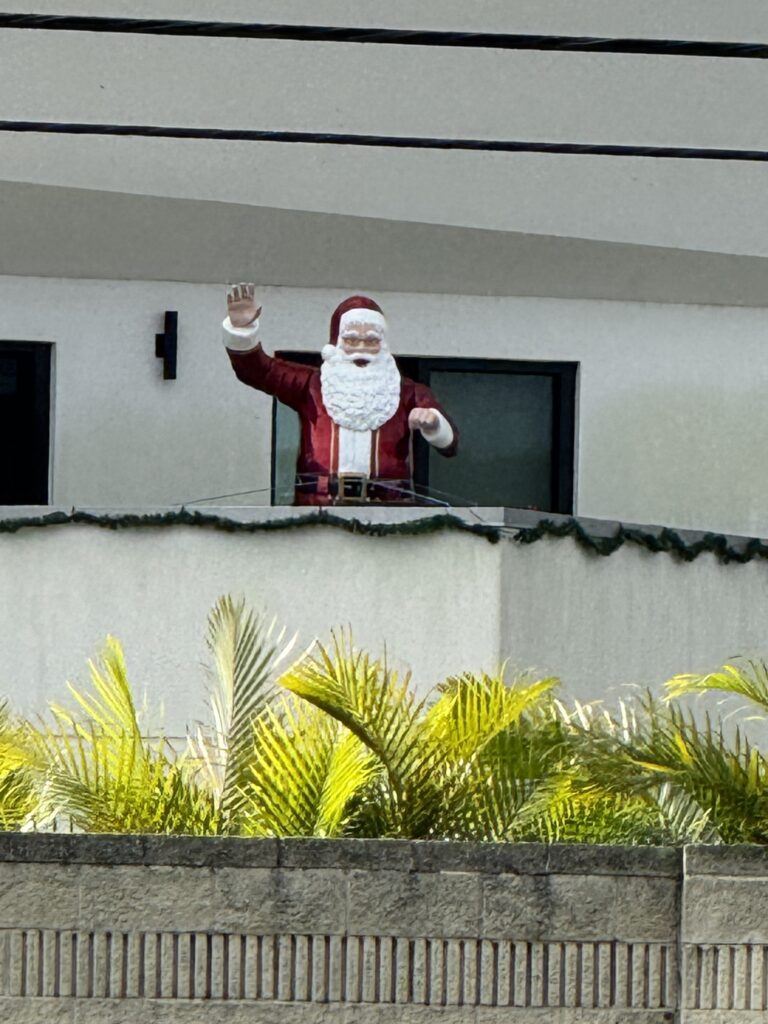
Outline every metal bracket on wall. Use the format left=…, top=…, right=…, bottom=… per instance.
left=155, top=311, right=178, bottom=380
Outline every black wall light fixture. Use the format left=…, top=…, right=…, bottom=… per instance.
left=155, top=310, right=178, bottom=380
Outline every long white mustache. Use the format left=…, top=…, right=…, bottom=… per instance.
left=342, top=351, right=378, bottom=367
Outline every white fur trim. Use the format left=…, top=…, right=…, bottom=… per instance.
left=338, top=309, right=387, bottom=337
left=222, top=315, right=260, bottom=352
left=338, top=427, right=373, bottom=473
left=320, top=349, right=401, bottom=431
left=421, top=409, right=454, bottom=450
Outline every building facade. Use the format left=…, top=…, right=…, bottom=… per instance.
left=2, top=1, right=768, bottom=729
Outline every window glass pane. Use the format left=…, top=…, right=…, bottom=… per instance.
left=273, top=401, right=301, bottom=504
left=428, top=371, right=553, bottom=509
left=0, top=358, right=17, bottom=396
left=0, top=343, right=51, bottom=504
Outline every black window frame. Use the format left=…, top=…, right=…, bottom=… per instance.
left=0, top=341, right=52, bottom=505
left=271, top=352, right=577, bottom=512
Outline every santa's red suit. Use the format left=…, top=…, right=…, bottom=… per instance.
left=223, top=296, right=458, bottom=505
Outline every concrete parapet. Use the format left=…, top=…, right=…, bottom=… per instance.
left=0, top=836, right=765, bottom=1019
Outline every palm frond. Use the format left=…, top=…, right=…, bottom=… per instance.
left=0, top=701, right=38, bottom=830
left=279, top=634, right=433, bottom=828
left=28, top=640, right=215, bottom=835
left=191, top=596, right=294, bottom=830
left=666, top=661, right=768, bottom=717
left=654, top=782, right=720, bottom=844
left=568, top=693, right=768, bottom=844
left=424, top=671, right=559, bottom=760
left=0, top=769, right=37, bottom=831
left=241, top=698, right=376, bottom=837
left=419, top=673, right=563, bottom=840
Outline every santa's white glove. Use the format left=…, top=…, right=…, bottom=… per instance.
left=408, top=408, right=454, bottom=449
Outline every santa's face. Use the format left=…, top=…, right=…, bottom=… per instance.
left=339, top=322, right=383, bottom=366
left=320, top=319, right=401, bottom=431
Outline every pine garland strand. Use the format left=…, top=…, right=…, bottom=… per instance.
left=0, top=508, right=765, bottom=566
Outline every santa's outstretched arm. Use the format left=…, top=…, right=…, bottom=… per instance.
left=222, top=284, right=313, bottom=410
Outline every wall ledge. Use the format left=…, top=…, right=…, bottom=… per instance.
left=0, top=831, right=750, bottom=877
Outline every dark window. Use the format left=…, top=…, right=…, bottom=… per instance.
left=272, top=354, right=576, bottom=511
left=0, top=342, right=52, bottom=504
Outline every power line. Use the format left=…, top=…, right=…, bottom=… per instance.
left=2, top=121, right=768, bottom=162
left=1, top=12, right=768, bottom=59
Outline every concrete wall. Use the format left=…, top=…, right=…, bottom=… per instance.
left=1, top=510, right=767, bottom=736
left=3, top=275, right=768, bottom=535
left=6, top=135, right=768, bottom=262
left=0, top=832, right=765, bottom=1022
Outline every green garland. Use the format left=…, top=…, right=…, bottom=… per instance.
left=514, top=518, right=768, bottom=564
left=0, top=508, right=502, bottom=542
left=0, top=508, right=764, bottom=565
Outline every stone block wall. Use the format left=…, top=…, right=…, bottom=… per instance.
left=682, top=846, right=768, bottom=1021
left=0, top=834, right=765, bottom=1021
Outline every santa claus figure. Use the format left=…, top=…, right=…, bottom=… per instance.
left=223, top=285, right=458, bottom=505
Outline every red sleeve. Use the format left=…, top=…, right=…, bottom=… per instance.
left=411, top=382, right=459, bottom=458
left=227, top=345, right=314, bottom=412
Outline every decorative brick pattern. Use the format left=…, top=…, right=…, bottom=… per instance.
left=0, top=929, right=677, bottom=1010
left=684, top=944, right=768, bottom=1012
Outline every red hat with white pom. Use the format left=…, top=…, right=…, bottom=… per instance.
left=322, top=296, right=387, bottom=361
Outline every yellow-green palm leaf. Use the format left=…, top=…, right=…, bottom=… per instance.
left=279, top=634, right=436, bottom=834
left=424, top=675, right=565, bottom=839
left=242, top=698, right=376, bottom=837
left=666, top=661, right=768, bottom=717
left=190, top=596, right=294, bottom=831
left=29, top=639, right=215, bottom=834
left=0, top=701, right=38, bottom=830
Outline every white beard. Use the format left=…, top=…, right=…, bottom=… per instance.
left=320, top=347, right=401, bottom=431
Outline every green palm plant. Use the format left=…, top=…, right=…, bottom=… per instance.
left=532, top=687, right=767, bottom=846
left=240, top=697, right=376, bottom=837
left=26, top=637, right=217, bottom=834
left=277, top=635, right=562, bottom=839
left=471, top=697, right=666, bottom=846
left=517, top=765, right=717, bottom=846
left=9, top=592, right=768, bottom=847
left=666, top=660, right=768, bottom=715
left=278, top=635, right=435, bottom=837
left=23, top=597, right=292, bottom=835
left=410, top=671, right=564, bottom=840
left=0, top=701, right=38, bottom=830
left=186, top=596, right=294, bottom=833
left=664, top=661, right=768, bottom=843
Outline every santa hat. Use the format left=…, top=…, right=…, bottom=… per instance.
left=324, top=296, right=387, bottom=361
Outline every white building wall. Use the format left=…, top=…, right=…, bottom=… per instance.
left=0, top=519, right=765, bottom=737
left=2, top=275, right=767, bottom=535
left=3, top=23, right=768, bottom=267
left=3, top=32, right=767, bottom=151
left=4, top=135, right=768, bottom=261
